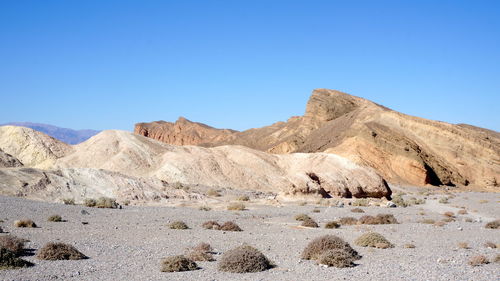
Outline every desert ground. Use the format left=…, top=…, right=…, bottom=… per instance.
left=0, top=186, right=498, bottom=281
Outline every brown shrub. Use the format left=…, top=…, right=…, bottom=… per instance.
left=301, top=218, right=319, bottom=228
left=169, top=221, right=189, bottom=230
left=37, top=242, right=87, bottom=260
left=84, top=198, right=97, bottom=207
left=220, top=221, right=242, bottom=232
left=351, top=208, right=365, bottom=213
left=325, top=221, right=340, bottom=229
left=95, top=197, right=118, bottom=208
left=227, top=203, right=245, bottom=211
left=464, top=218, right=473, bottom=223
left=0, top=235, right=27, bottom=256
left=458, top=209, right=468, bottom=215
left=316, top=249, right=356, bottom=268
left=294, top=214, right=311, bottom=221
left=237, top=195, right=250, bottom=201
left=434, top=221, right=446, bottom=227
left=301, top=235, right=361, bottom=261
left=0, top=248, right=34, bottom=269
left=186, top=243, right=214, bottom=262
left=47, top=215, right=63, bottom=222
left=13, top=219, right=36, bottom=228
left=218, top=245, right=272, bottom=273
left=206, top=189, right=221, bottom=197
left=312, top=208, right=321, bottom=213
left=484, top=241, right=496, bottom=248
left=458, top=242, right=470, bottom=249
left=404, top=244, right=416, bottom=248
left=485, top=219, right=500, bottom=229
left=443, top=211, right=455, bottom=218
left=442, top=217, right=455, bottom=223
left=355, top=232, right=394, bottom=248
left=468, top=255, right=489, bottom=266
left=495, top=254, right=500, bottom=263
left=358, top=214, right=398, bottom=225
left=202, top=221, right=220, bottom=230
left=161, top=255, right=198, bottom=272
left=339, top=217, right=358, bottom=225
left=419, top=219, right=435, bottom=224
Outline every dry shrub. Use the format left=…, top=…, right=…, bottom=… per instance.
left=161, top=255, right=198, bottom=272
left=301, top=235, right=361, bottom=261
left=485, top=219, right=500, bottom=229
left=47, top=215, right=62, bottom=222
left=37, top=242, right=87, bottom=260
left=339, top=217, right=358, bottom=225
left=464, top=218, right=473, bottom=223
left=202, top=221, right=221, bottom=230
left=495, top=254, right=500, bottom=263
left=198, top=206, right=211, bottom=211
left=84, top=198, right=97, bottom=207
left=0, top=248, right=34, bottom=270
left=352, top=199, right=369, bottom=207
left=443, top=211, right=455, bottom=218
left=484, top=241, right=496, bottom=248
left=442, top=217, right=455, bottom=223
left=96, top=197, right=118, bottom=208
left=351, top=208, right=365, bottom=213
left=169, top=221, right=189, bottom=230
left=14, top=219, right=36, bottom=228
left=420, top=219, right=435, bottom=224
left=468, top=255, right=489, bottom=266
left=317, top=249, right=356, bottom=268
left=404, top=244, right=416, bottom=248
left=218, top=245, right=272, bottom=273
left=295, top=214, right=311, bottom=221
left=438, top=197, right=449, bottom=204
left=186, top=243, right=214, bottom=262
left=358, top=214, right=398, bottom=225
left=0, top=235, right=27, bottom=256
left=62, top=198, right=75, bottom=205
left=434, top=221, right=446, bottom=227
left=479, top=200, right=489, bottom=204
left=312, top=208, right=321, bottom=213
left=227, top=203, right=245, bottom=211
left=220, top=221, right=242, bottom=232
left=237, top=195, right=250, bottom=201
left=325, top=221, right=340, bottom=229
left=458, top=209, right=468, bottom=215
left=355, top=232, right=394, bottom=248
left=206, top=189, right=221, bottom=197
left=458, top=242, right=470, bottom=249
left=301, top=218, right=319, bottom=228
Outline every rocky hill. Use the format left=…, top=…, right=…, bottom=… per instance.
left=0, top=126, right=391, bottom=204
left=135, top=89, right=500, bottom=190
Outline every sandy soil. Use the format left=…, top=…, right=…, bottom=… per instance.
left=0, top=187, right=499, bottom=281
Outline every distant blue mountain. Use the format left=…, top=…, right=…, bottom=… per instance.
left=1, top=122, right=100, bottom=144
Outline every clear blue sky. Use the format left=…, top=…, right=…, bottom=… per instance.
left=1, top=0, right=499, bottom=131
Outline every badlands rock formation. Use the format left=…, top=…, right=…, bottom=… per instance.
left=135, top=89, right=500, bottom=190
left=0, top=126, right=391, bottom=204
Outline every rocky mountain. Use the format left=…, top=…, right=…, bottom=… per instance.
left=0, top=126, right=391, bottom=204
left=2, top=122, right=99, bottom=144
left=135, top=89, right=500, bottom=190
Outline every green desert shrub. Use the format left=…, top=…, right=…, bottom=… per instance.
left=218, top=245, right=272, bottom=273
left=47, top=215, right=63, bottom=222
left=0, top=235, right=27, bottom=256
left=14, top=219, right=36, bottom=228
left=220, top=221, right=242, bottom=232
left=227, top=203, right=245, bottom=211
left=301, top=235, right=361, bottom=261
left=84, top=198, right=97, bottom=207
left=485, top=219, right=500, bottom=229
left=294, top=214, right=312, bottom=221
left=301, top=218, right=319, bottom=228
left=338, top=217, right=358, bottom=225
left=355, top=232, right=394, bottom=249
left=161, top=255, right=198, bottom=272
left=202, top=221, right=221, bottom=230
left=0, top=248, right=34, bottom=270
left=198, top=206, right=211, bottom=211
left=169, top=221, right=189, bottom=230
left=325, top=221, right=340, bottom=229
left=37, top=242, right=88, bottom=260
left=62, top=198, right=75, bottom=205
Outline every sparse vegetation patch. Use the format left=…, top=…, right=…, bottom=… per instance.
left=37, top=242, right=87, bottom=260
left=161, top=255, right=198, bottom=272
left=14, top=219, right=36, bottom=228
left=218, top=245, right=272, bottom=273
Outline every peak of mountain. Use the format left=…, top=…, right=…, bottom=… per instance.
left=135, top=89, right=500, bottom=190
left=1, top=122, right=99, bottom=144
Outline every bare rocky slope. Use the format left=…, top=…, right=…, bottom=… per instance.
left=0, top=126, right=390, bottom=204
left=135, top=89, right=500, bottom=190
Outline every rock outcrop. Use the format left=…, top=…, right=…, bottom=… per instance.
left=135, top=89, right=500, bottom=190
left=0, top=127, right=391, bottom=203
left=0, top=148, right=23, bottom=168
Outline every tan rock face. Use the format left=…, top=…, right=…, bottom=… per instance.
left=0, top=128, right=391, bottom=202
left=0, top=148, right=23, bottom=168
left=135, top=89, right=500, bottom=190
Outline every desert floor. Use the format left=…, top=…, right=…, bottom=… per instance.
left=0, top=187, right=499, bottom=281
